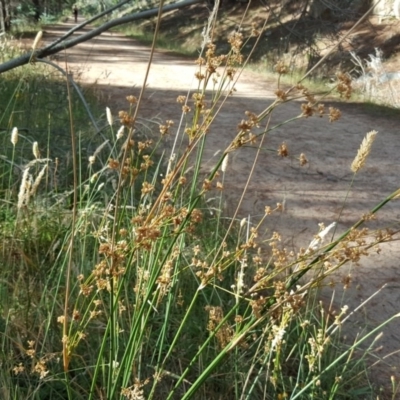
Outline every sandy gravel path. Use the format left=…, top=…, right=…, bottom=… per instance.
left=44, top=18, right=400, bottom=388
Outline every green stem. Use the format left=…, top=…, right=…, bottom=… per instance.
left=290, top=313, right=400, bottom=399
left=287, top=187, right=400, bottom=291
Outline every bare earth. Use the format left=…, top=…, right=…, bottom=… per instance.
left=44, top=19, right=400, bottom=389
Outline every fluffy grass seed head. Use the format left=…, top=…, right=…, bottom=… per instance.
left=32, top=141, right=40, bottom=159
left=221, top=154, right=229, bottom=172
left=89, top=140, right=110, bottom=165
left=18, top=168, right=32, bottom=209
left=30, top=164, right=48, bottom=196
left=11, top=127, right=18, bottom=146
left=116, top=126, right=124, bottom=140
left=106, top=107, right=113, bottom=127
left=351, top=130, right=378, bottom=173
left=32, top=31, right=43, bottom=50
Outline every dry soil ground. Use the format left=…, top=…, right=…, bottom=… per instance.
left=43, top=17, right=400, bottom=391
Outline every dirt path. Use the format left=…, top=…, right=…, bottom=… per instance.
left=44, top=18, right=400, bottom=389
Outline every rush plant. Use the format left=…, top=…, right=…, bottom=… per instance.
left=0, top=2, right=399, bottom=400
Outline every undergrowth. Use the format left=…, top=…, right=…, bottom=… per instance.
left=0, top=2, right=400, bottom=400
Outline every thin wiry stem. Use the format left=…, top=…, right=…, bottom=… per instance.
left=62, top=56, right=77, bottom=374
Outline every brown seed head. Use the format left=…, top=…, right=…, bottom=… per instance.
left=301, top=103, right=314, bottom=118
left=182, top=105, right=191, bottom=114
left=126, top=95, right=137, bottom=104
left=238, top=120, right=252, bottom=131
left=274, top=60, right=288, bottom=75
left=228, top=32, right=243, bottom=53
left=336, top=72, right=352, bottom=99
left=275, top=89, right=288, bottom=101
left=195, top=71, right=206, bottom=81
left=328, top=107, right=341, bottom=123
left=195, top=57, right=205, bottom=65
left=278, top=142, right=289, bottom=157
left=251, top=22, right=260, bottom=37
left=299, top=153, right=308, bottom=166
left=176, top=95, right=186, bottom=104
left=118, top=110, right=135, bottom=127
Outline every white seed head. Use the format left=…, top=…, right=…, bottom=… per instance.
left=116, top=126, right=124, bottom=140
left=32, top=31, right=43, bottom=50
left=221, top=154, right=229, bottom=172
left=236, top=270, right=245, bottom=293
left=351, top=130, right=378, bottom=173
left=90, top=173, right=98, bottom=183
left=18, top=168, right=32, bottom=209
left=307, top=222, right=336, bottom=252
left=11, top=127, right=18, bottom=146
left=93, top=140, right=109, bottom=157
left=30, top=164, right=48, bottom=196
left=32, top=142, right=40, bottom=159
left=106, top=107, right=113, bottom=127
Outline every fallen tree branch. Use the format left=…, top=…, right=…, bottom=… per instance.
left=0, top=0, right=201, bottom=74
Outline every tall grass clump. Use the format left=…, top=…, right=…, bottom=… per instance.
left=1, top=3, right=399, bottom=400
left=0, top=35, right=105, bottom=197
left=351, top=48, right=400, bottom=108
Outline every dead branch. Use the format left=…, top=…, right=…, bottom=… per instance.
left=0, top=0, right=202, bottom=74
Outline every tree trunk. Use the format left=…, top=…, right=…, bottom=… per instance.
left=32, top=0, right=41, bottom=21
left=0, top=1, right=5, bottom=34
left=0, top=0, right=11, bottom=32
